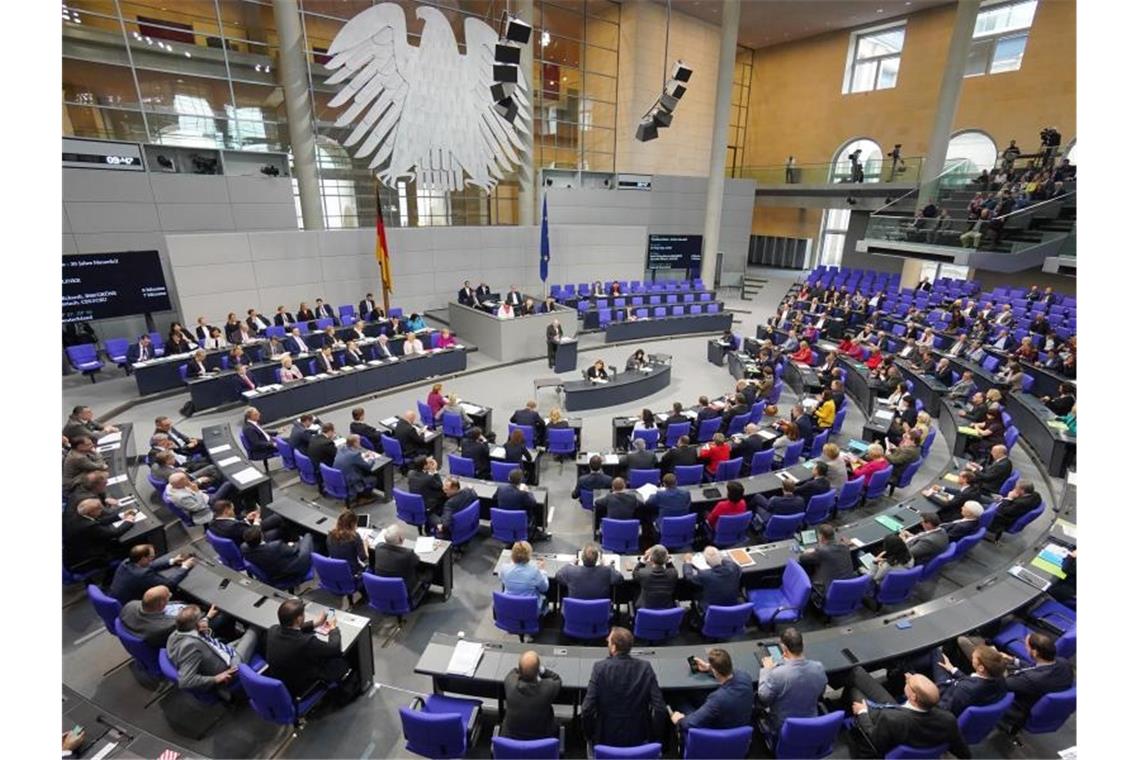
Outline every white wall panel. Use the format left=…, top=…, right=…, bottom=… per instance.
left=149, top=175, right=230, bottom=205
left=166, top=233, right=250, bottom=267
left=65, top=202, right=161, bottom=234
left=63, top=168, right=154, bottom=203
left=156, top=203, right=236, bottom=232
left=174, top=263, right=257, bottom=296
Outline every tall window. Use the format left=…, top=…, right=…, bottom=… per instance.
left=818, top=209, right=851, bottom=268
left=832, top=138, right=883, bottom=183
left=965, top=0, right=1038, bottom=77
left=946, top=131, right=998, bottom=174
left=843, top=23, right=906, bottom=94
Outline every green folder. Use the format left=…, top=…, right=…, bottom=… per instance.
left=876, top=515, right=904, bottom=533
left=957, top=426, right=983, bottom=437
left=1031, top=556, right=1068, bottom=579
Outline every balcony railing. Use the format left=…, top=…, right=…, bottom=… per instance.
left=731, top=156, right=924, bottom=185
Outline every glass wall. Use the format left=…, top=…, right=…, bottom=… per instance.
left=61, top=0, right=620, bottom=228
left=725, top=46, right=754, bottom=177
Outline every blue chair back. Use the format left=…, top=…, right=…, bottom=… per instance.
left=491, top=508, right=528, bottom=544
left=105, top=338, right=129, bottom=364
left=864, top=467, right=892, bottom=501
left=763, top=512, right=804, bottom=541
left=665, top=422, right=690, bottom=447
left=562, top=597, right=612, bottom=640
left=632, top=428, right=660, bottom=449
left=675, top=464, right=703, bottom=486
left=711, top=511, right=751, bottom=547
left=394, top=488, right=427, bottom=528
left=579, top=488, right=596, bottom=511
left=896, top=458, right=923, bottom=490
left=750, top=449, right=775, bottom=475
left=999, top=468, right=1020, bottom=496
left=160, top=488, right=195, bottom=527
left=319, top=463, right=350, bottom=502
left=601, top=518, right=639, bottom=553
left=979, top=504, right=998, bottom=530
left=1007, top=503, right=1045, bottom=534
left=508, top=423, right=535, bottom=448
left=774, top=711, right=845, bottom=759
left=238, top=664, right=304, bottom=726
left=684, top=726, right=752, bottom=759
left=312, top=552, right=359, bottom=597
left=629, top=468, right=660, bottom=488
left=547, top=428, right=577, bottom=456
left=836, top=476, right=864, bottom=511
left=205, top=530, right=247, bottom=572
left=715, top=457, right=743, bottom=482
left=441, top=412, right=465, bottom=439
left=809, top=431, right=829, bottom=459
left=701, top=602, right=753, bottom=640
left=491, top=461, right=516, bottom=483
left=381, top=434, right=405, bottom=466
left=1003, top=425, right=1019, bottom=450
left=294, top=451, right=319, bottom=485
left=726, top=414, right=749, bottom=436
left=274, top=436, right=297, bottom=470
left=884, top=743, right=950, bottom=759
left=660, top=513, right=697, bottom=550
left=958, top=692, right=1015, bottom=744
left=492, top=591, right=541, bottom=637
left=952, top=528, right=986, bottom=560
left=594, top=743, right=662, bottom=759
left=876, top=566, right=924, bottom=606
left=87, top=584, right=121, bottom=634
left=804, top=490, right=836, bottom=525
left=417, top=401, right=435, bottom=430
left=696, top=417, right=721, bottom=442
left=919, top=545, right=957, bottom=581
left=492, top=736, right=559, bottom=759
left=781, top=440, right=804, bottom=464
left=363, top=572, right=413, bottom=617
left=447, top=453, right=476, bottom=478
left=633, top=606, right=685, bottom=642
left=450, top=502, right=481, bottom=549
left=113, top=618, right=161, bottom=678
left=820, top=575, right=872, bottom=618
left=1022, top=686, right=1076, bottom=734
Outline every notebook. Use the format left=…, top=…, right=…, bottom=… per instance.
left=858, top=552, right=876, bottom=571
left=875, top=515, right=904, bottom=533
left=446, top=641, right=485, bottom=677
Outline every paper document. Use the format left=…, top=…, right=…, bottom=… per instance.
left=106, top=474, right=127, bottom=486
left=446, top=640, right=485, bottom=677
left=848, top=537, right=865, bottom=548
left=759, top=430, right=777, bottom=440
left=357, top=528, right=381, bottom=548
left=635, top=483, right=659, bottom=500
left=603, top=454, right=621, bottom=465
left=100, top=432, right=122, bottom=445
left=459, top=402, right=482, bottom=415
left=207, top=444, right=231, bottom=455
left=381, top=417, right=399, bottom=427
left=414, top=537, right=436, bottom=554
left=690, top=553, right=709, bottom=570
left=231, top=467, right=262, bottom=485
left=874, top=410, right=895, bottom=421
left=490, top=446, right=506, bottom=459
left=555, top=553, right=576, bottom=562
left=216, top=456, right=242, bottom=467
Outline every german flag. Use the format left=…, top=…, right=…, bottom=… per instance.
left=375, top=188, right=393, bottom=295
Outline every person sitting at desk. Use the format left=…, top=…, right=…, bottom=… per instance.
left=504, top=428, right=534, bottom=465
left=383, top=315, right=406, bottom=337
left=1041, top=382, right=1076, bottom=416
left=503, top=285, right=523, bottom=309
left=340, top=340, right=365, bottom=366
left=663, top=401, right=692, bottom=430
left=731, top=424, right=768, bottom=470
left=813, top=389, right=837, bottom=431
left=119, top=585, right=184, bottom=649
left=798, top=523, right=855, bottom=595
left=439, top=394, right=470, bottom=427
left=925, top=469, right=985, bottom=522
left=789, top=403, right=814, bottom=443
left=266, top=336, right=286, bottom=360
left=626, top=349, right=648, bottom=372
left=150, top=450, right=218, bottom=490
left=819, top=443, right=848, bottom=492
left=67, top=470, right=119, bottom=510
left=63, top=499, right=132, bottom=576
left=246, top=308, right=270, bottom=333
left=496, top=468, right=547, bottom=541
left=917, top=327, right=936, bottom=348
left=996, top=360, right=1025, bottom=390
left=967, top=444, right=1013, bottom=492
left=342, top=320, right=366, bottom=344
left=296, top=302, right=316, bottom=324
left=720, top=393, right=750, bottom=432
left=273, top=305, right=295, bottom=328
left=461, top=427, right=492, bottom=479
left=368, top=334, right=392, bottom=360
left=336, top=435, right=379, bottom=506
left=540, top=296, right=559, bottom=314
left=515, top=297, right=535, bottom=316
left=706, top=480, right=748, bottom=533
left=865, top=345, right=884, bottom=369
left=547, top=408, right=570, bottom=433
left=233, top=320, right=256, bottom=345
left=242, top=525, right=314, bottom=585
left=645, top=472, right=692, bottom=523
left=670, top=648, right=754, bottom=735
left=555, top=542, right=622, bottom=601
left=850, top=443, right=891, bottom=482
left=862, top=533, right=913, bottom=586
left=884, top=430, right=922, bottom=481
left=327, top=509, right=367, bottom=579
left=510, top=400, right=547, bottom=444
left=573, top=455, right=613, bottom=500
left=946, top=333, right=970, bottom=358
left=501, top=540, right=549, bottom=615
left=409, top=455, right=446, bottom=515
left=359, top=293, right=383, bottom=322
left=595, top=476, right=643, bottom=522
left=165, top=472, right=224, bottom=526
left=374, top=524, right=433, bottom=601
left=202, top=327, right=227, bottom=351
left=315, top=325, right=342, bottom=350
left=789, top=340, right=814, bottom=364
left=586, top=359, right=609, bottom=382
left=624, top=436, right=657, bottom=472
left=944, top=501, right=984, bottom=542
left=794, top=462, right=833, bottom=500
left=661, top=433, right=700, bottom=474
left=898, top=512, right=948, bottom=566
left=288, top=413, right=317, bottom=456
left=394, top=410, right=432, bottom=459
left=817, top=350, right=840, bottom=379
left=590, top=280, right=605, bottom=297
left=282, top=328, right=307, bottom=357
left=306, top=422, right=337, bottom=470
left=845, top=670, right=970, bottom=759
left=186, top=350, right=214, bottom=379
left=472, top=282, right=491, bottom=303
left=404, top=332, right=426, bottom=354
left=425, top=383, right=446, bottom=420
left=404, top=312, right=427, bottom=332
left=209, top=499, right=283, bottom=543
left=437, top=328, right=457, bottom=348
left=167, top=328, right=196, bottom=355
left=242, top=407, right=280, bottom=459
left=224, top=345, right=249, bottom=371
left=633, top=545, right=678, bottom=611
left=1013, top=336, right=1037, bottom=363
left=502, top=651, right=562, bottom=741
left=755, top=627, right=829, bottom=735
left=313, top=346, right=337, bottom=374
left=432, top=477, right=479, bottom=538
left=770, top=419, right=801, bottom=461
left=697, top=433, right=731, bottom=478
left=458, top=280, right=476, bottom=306
left=989, top=481, right=1042, bottom=536
left=267, top=598, right=354, bottom=701
left=109, top=543, right=194, bottom=603
left=752, top=478, right=803, bottom=526
left=166, top=604, right=259, bottom=698
left=957, top=631, right=1071, bottom=726
left=948, top=370, right=976, bottom=400
left=126, top=334, right=155, bottom=365
left=838, top=337, right=865, bottom=360
left=682, top=547, right=742, bottom=615
left=967, top=406, right=1006, bottom=461
left=957, top=390, right=988, bottom=422
left=193, top=316, right=214, bottom=343
left=314, top=298, right=336, bottom=321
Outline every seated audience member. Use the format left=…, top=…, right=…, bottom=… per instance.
left=440, top=394, right=470, bottom=426
left=326, top=510, right=367, bottom=580
left=697, top=433, right=731, bottom=477
left=969, top=444, right=1013, bottom=492
left=150, top=450, right=217, bottom=489
left=956, top=631, right=1072, bottom=722
left=314, top=346, right=339, bottom=373
left=798, top=523, right=855, bottom=594
left=851, top=443, right=891, bottom=481
left=706, top=480, right=747, bottom=531
left=109, top=543, right=194, bottom=603
left=393, top=410, right=432, bottom=459
left=862, top=533, right=913, bottom=586
left=924, top=644, right=1008, bottom=717
left=496, top=302, right=515, bottom=319
left=594, top=476, right=642, bottom=521
left=408, top=455, right=446, bottom=514
left=755, top=627, right=829, bottom=734
left=119, top=585, right=184, bottom=649
left=63, top=499, right=134, bottom=574
left=1041, top=382, right=1076, bottom=416
left=166, top=604, right=258, bottom=697
left=820, top=443, right=848, bottom=492
left=373, top=524, right=433, bottom=600
left=753, top=478, right=804, bottom=526
left=62, top=434, right=109, bottom=484
left=241, top=525, right=314, bottom=585
left=510, top=400, right=547, bottom=443
left=632, top=407, right=656, bottom=434
left=234, top=363, right=258, bottom=392
left=626, top=349, right=648, bottom=372
left=374, top=334, right=396, bottom=359
left=669, top=648, right=755, bottom=733
left=586, top=359, right=609, bottom=382
left=202, top=328, right=227, bottom=351
left=273, top=306, right=295, bottom=327
left=426, top=383, right=446, bottom=420
left=503, top=428, right=534, bottom=465
left=926, top=469, right=985, bottom=522
left=546, top=407, right=570, bottom=431
left=581, top=627, right=667, bottom=748
left=572, top=454, right=613, bottom=500
left=405, top=312, right=427, bottom=332
left=335, top=435, right=379, bottom=506
left=349, top=407, right=384, bottom=450
left=165, top=472, right=227, bottom=525
left=288, top=413, right=317, bottom=456
left=347, top=320, right=368, bottom=342
left=457, top=281, right=476, bottom=306
left=500, top=540, right=549, bottom=615
left=682, top=547, right=742, bottom=614
left=359, top=293, right=383, bottom=322
left=989, top=481, right=1042, bottom=535
left=266, top=598, right=353, bottom=699
left=185, top=349, right=214, bottom=379
left=460, top=427, right=492, bottom=479
left=661, top=434, right=700, bottom=473
left=633, top=544, right=678, bottom=610
left=278, top=355, right=304, bottom=382
left=555, top=543, right=621, bottom=600
left=296, top=302, right=316, bottom=324
left=404, top=332, right=426, bottom=355
left=646, top=472, right=692, bottom=522
left=67, top=470, right=120, bottom=510
left=900, top=512, right=949, bottom=565
left=885, top=430, right=922, bottom=480
left=623, top=437, right=656, bottom=470
left=501, top=651, right=562, bottom=741
left=948, top=370, right=976, bottom=400
left=437, top=328, right=457, bottom=348
left=844, top=669, right=970, bottom=758
left=944, top=501, right=985, bottom=541
left=126, top=334, right=156, bottom=365
left=208, top=499, right=282, bottom=543
left=307, top=422, right=337, bottom=469
left=433, top=477, right=480, bottom=538
left=794, top=461, right=833, bottom=500
left=495, top=469, right=547, bottom=540
left=246, top=308, right=270, bottom=333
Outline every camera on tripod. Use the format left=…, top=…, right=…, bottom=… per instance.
left=1039, top=127, right=1061, bottom=148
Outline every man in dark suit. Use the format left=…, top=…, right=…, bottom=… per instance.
left=969, top=445, right=1013, bottom=493
left=510, top=401, right=547, bottom=445
left=246, top=308, right=271, bottom=333
left=314, top=298, right=336, bottom=320
left=927, top=470, right=987, bottom=523
left=752, top=479, right=804, bottom=526
left=193, top=317, right=215, bottom=343
left=572, top=455, right=613, bottom=500
left=284, top=328, right=309, bottom=356
left=433, top=478, right=480, bottom=538
left=847, top=671, right=970, bottom=758
left=334, top=436, right=379, bottom=505
left=242, top=526, right=313, bottom=585
left=797, top=523, right=855, bottom=595
left=501, top=651, right=562, bottom=740
left=63, top=499, right=132, bottom=574
left=901, top=513, right=949, bottom=566
left=393, top=410, right=432, bottom=459
left=495, top=469, right=546, bottom=540
left=242, top=407, right=280, bottom=460
left=594, top=477, right=642, bottom=521
left=682, top=547, right=742, bottom=614
left=461, top=427, right=492, bottom=479
left=307, top=422, right=338, bottom=470
left=670, top=649, right=755, bottom=733
left=633, top=545, right=678, bottom=610
left=109, top=544, right=194, bottom=603
left=273, top=306, right=295, bottom=327
left=694, top=396, right=721, bottom=433
left=504, top=285, right=523, bottom=307
left=622, top=438, right=657, bottom=471
left=408, top=456, right=446, bottom=515
left=554, top=543, right=621, bottom=600
left=792, top=404, right=815, bottom=442
left=475, top=282, right=492, bottom=302
left=731, top=424, right=768, bottom=472
left=581, top=627, right=667, bottom=748
left=645, top=473, right=691, bottom=521
left=126, top=334, right=154, bottom=366
left=720, top=394, right=750, bottom=433
left=266, top=599, right=352, bottom=699
left=457, top=281, right=476, bottom=307
left=929, top=644, right=1008, bottom=717
left=288, top=414, right=317, bottom=457
left=119, top=585, right=180, bottom=649
left=349, top=407, right=384, bottom=450
left=793, top=462, right=832, bottom=500
left=359, top=293, right=382, bottom=322
left=373, top=524, right=432, bottom=601
left=989, top=482, right=1043, bottom=534
left=660, top=435, right=699, bottom=474
left=545, top=319, right=563, bottom=369
left=663, top=402, right=691, bottom=430
left=990, top=632, right=1072, bottom=721
left=944, top=502, right=984, bottom=542
left=208, top=500, right=283, bottom=542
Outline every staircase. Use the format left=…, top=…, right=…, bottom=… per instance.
left=740, top=274, right=767, bottom=301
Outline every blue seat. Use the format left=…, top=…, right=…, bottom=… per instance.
left=312, top=552, right=360, bottom=601
left=1005, top=502, right=1045, bottom=535
left=836, top=476, right=864, bottom=511
left=726, top=414, right=749, bottom=436
left=778, top=440, right=804, bottom=466
left=998, top=468, right=1020, bottom=496
left=447, top=453, right=475, bottom=478
left=363, top=572, right=418, bottom=621
left=417, top=401, right=436, bottom=430
left=594, top=743, right=662, bottom=759
left=875, top=566, right=924, bottom=607
left=450, top=502, right=481, bottom=550
left=978, top=504, right=999, bottom=530
left=629, top=468, right=660, bottom=488
left=817, top=575, right=872, bottom=619
left=441, top=412, right=466, bottom=441
left=160, top=488, right=195, bottom=527
left=919, top=545, right=956, bottom=581
left=884, top=743, right=950, bottom=759
left=104, top=338, right=130, bottom=369
left=579, top=488, right=595, bottom=511
left=244, top=554, right=313, bottom=592
left=66, top=344, right=104, bottom=382
left=1019, top=685, right=1076, bottom=735
left=491, top=461, right=516, bottom=483
left=240, top=663, right=328, bottom=727
left=113, top=618, right=162, bottom=680
left=294, top=450, right=319, bottom=486
left=748, top=560, right=811, bottom=627
left=701, top=602, right=753, bottom=640
left=1003, top=425, right=1019, bottom=450
left=695, top=417, right=720, bottom=443
left=87, top=584, right=121, bottom=635
left=769, top=711, right=845, bottom=759
left=864, top=467, right=892, bottom=502
left=762, top=512, right=804, bottom=541
left=632, top=428, right=660, bottom=449
left=158, top=649, right=224, bottom=705
left=951, top=528, right=986, bottom=561
left=633, top=606, right=685, bottom=643
left=273, top=436, right=297, bottom=470
left=508, top=423, right=535, bottom=448
left=710, top=511, right=751, bottom=548
left=675, top=464, right=703, bottom=486
left=958, top=692, right=1015, bottom=745
left=660, top=514, right=697, bottom=550
left=750, top=449, right=775, bottom=475
left=714, top=457, right=743, bottom=482
left=492, top=591, right=541, bottom=641
left=205, top=530, right=247, bottom=572
left=891, top=458, right=923, bottom=494
left=683, top=726, right=752, bottom=759
left=395, top=488, right=427, bottom=532
left=562, top=597, right=612, bottom=640
left=601, top=518, right=639, bottom=553
left=803, top=490, right=836, bottom=525
left=319, top=463, right=350, bottom=503
left=547, top=428, right=577, bottom=458
left=808, top=431, right=829, bottom=459
left=491, top=508, right=528, bottom=544
left=492, top=735, right=559, bottom=759
left=239, top=429, right=277, bottom=470
left=381, top=434, right=406, bottom=471
left=665, top=422, right=690, bottom=447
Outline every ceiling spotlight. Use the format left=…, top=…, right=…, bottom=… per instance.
left=671, top=60, right=693, bottom=83
left=650, top=108, right=673, bottom=128
left=184, top=51, right=191, bottom=58
left=635, top=117, right=658, bottom=142
left=503, top=15, right=532, bottom=45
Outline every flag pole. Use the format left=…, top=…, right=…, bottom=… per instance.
left=376, top=178, right=391, bottom=317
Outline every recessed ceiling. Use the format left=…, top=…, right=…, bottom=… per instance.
left=644, top=0, right=953, bottom=49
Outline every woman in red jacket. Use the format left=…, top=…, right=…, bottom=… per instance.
left=707, top=480, right=747, bottom=530
left=698, top=433, right=731, bottom=477
left=864, top=345, right=883, bottom=369
left=790, top=340, right=814, bottom=364
left=851, top=443, right=891, bottom=481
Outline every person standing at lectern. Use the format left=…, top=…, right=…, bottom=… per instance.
left=547, top=319, right=564, bottom=369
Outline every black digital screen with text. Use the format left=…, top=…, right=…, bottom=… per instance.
left=62, top=251, right=172, bottom=323
left=646, top=234, right=703, bottom=273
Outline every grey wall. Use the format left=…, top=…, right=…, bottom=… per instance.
left=63, top=166, right=296, bottom=342
left=544, top=175, right=756, bottom=285
left=840, top=211, right=905, bottom=275
left=164, top=225, right=649, bottom=323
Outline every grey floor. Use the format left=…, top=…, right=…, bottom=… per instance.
left=61, top=271, right=1075, bottom=758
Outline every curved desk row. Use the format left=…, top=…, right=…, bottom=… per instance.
left=63, top=686, right=195, bottom=760
left=100, top=423, right=168, bottom=555
left=604, top=313, right=733, bottom=344
left=201, top=424, right=275, bottom=506
left=131, top=341, right=268, bottom=396
left=581, top=300, right=723, bottom=330
left=563, top=365, right=672, bottom=412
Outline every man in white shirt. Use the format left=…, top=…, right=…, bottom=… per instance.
left=203, top=328, right=227, bottom=351
left=285, top=328, right=309, bottom=356
left=497, top=303, right=515, bottom=319
left=314, top=298, right=336, bottom=319
left=164, top=471, right=227, bottom=525
left=246, top=308, right=270, bottom=332
left=405, top=333, right=426, bottom=354
left=375, top=334, right=395, bottom=359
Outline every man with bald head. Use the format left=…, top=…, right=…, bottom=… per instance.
left=968, top=444, right=1013, bottom=493
left=846, top=668, right=970, bottom=757
left=164, top=471, right=225, bottom=525
left=392, top=409, right=432, bottom=459
left=120, top=585, right=180, bottom=648
left=63, top=498, right=135, bottom=576
left=501, top=650, right=562, bottom=740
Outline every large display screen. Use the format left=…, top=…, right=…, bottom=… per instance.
left=647, top=234, right=703, bottom=272
left=62, top=251, right=172, bottom=323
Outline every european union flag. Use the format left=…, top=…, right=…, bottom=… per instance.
left=539, top=193, right=550, bottom=283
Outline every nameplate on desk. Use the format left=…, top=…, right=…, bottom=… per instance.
left=367, top=359, right=383, bottom=366
left=216, top=455, right=242, bottom=467
left=231, top=467, right=262, bottom=485
left=302, top=375, right=319, bottom=382
left=208, top=444, right=232, bottom=455
left=380, top=417, right=399, bottom=427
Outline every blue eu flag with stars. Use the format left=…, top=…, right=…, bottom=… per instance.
left=539, top=194, right=550, bottom=283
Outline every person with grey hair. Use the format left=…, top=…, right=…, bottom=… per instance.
left=633, top=544, right=678, bottom=611
left=682, top=546, right=742, bottom=616
left=555, top=543, right=621, bottom=600
left=732, top=423, right=768, bottom=471
left=373, top=524, right=433, bottom=603
left=164, top=471, right=222, bottom=525
left=166, top=604, right=259, bottom=696
left=945, top=500, right=985, bottom=541
left=624, top=436, right=657, bottom=470
left=502, top=650, right=562, bottom=740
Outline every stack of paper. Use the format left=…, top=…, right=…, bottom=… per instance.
left=446, top=641, right=485, bottom=677
left=217, top=455, right=242, bottom=467
left=207, top=444, right=231, bottom=455
left=690, top=553, right=710, bottom=570
left=100, top=432, right=122, bottom=445
left=232, top=467, right=262, bottom=485
left=414, top=536, right=436, bottom=554
left=460, top=402, right=482, bottom=415
left=635, top=483, right=658, bottom=500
